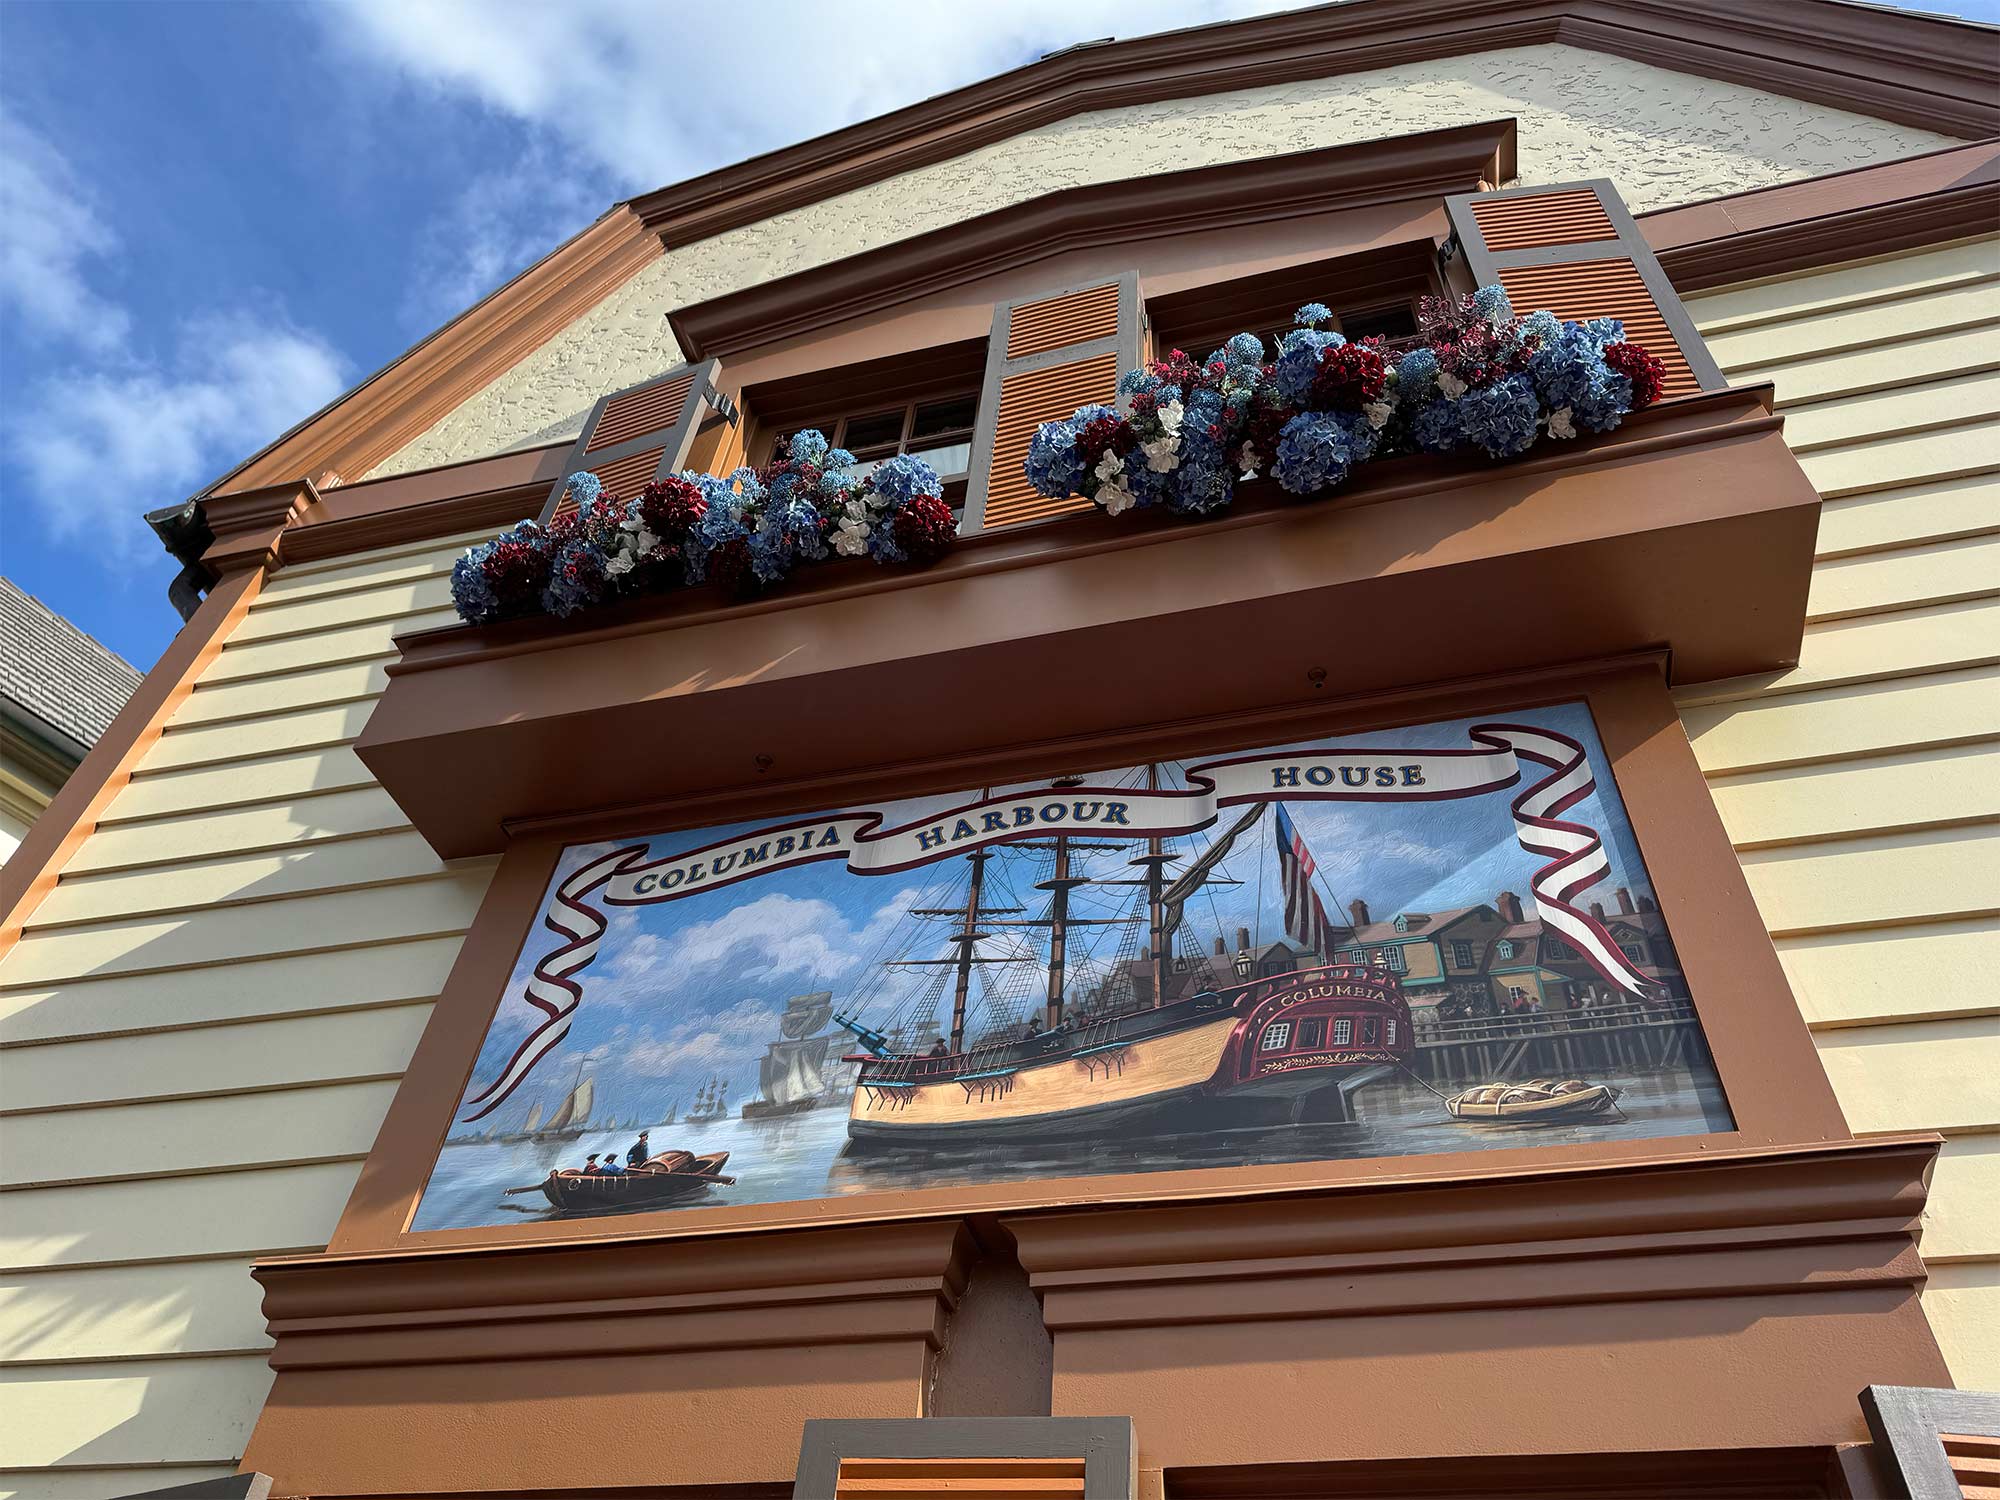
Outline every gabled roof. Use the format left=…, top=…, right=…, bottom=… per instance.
left=0, top=578, right=142, bottom=759
left=1353, top=906, right=1496, bottom=943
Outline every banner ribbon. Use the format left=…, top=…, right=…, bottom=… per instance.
left=460, top=722, right=1659, bottom=1121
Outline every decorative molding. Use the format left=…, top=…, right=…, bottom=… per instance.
left=793, top=1417, right=1136, bottom=1500
left=669, top=122, right=1515, bottom=360
left=628, top=0, right=1997, bottom=251
left=1644, top=138, right=2000, bottom=291
left=200, top=478, right=321, bottom=575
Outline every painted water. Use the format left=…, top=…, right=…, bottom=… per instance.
left=411, top=1067, right=1731, bottom=1231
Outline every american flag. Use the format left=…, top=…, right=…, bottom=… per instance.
left=1275, top=804, right=1338, bottom=961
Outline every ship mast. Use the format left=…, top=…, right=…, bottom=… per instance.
left=948, top=848, right=989, bottom=1052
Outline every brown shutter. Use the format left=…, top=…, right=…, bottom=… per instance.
left=539, top=357, right=736, bottom=521
left=835, top=1456, right=1086, bottom=1497
left=961, top=273, right=1144, bottom=532
left=1446, top=181, right=1723, bottom=399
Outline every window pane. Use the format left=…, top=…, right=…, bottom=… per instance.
left=908, top=439, right=972, bottom=477
left=911, top=395, right=977, bottom=440
left=841, top=409, right=906, bottom=453
left=1341, top=303, right=1418, bottom=341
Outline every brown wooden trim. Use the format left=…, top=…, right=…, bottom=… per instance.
left=204, top=207, right=658, bottom=498
left=1643, top=139, right=2000, bottom=292
left=330, top=656, right=1847, bottom=1260
left=668, top=123, right=1515, bottom=361
left=0, top=567, right=264, bottom=950
left=628, top=0, right=1995, bottom=252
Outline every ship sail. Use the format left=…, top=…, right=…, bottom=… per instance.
left=543, top=1075, right=593, bottom=1132
left=1160, top=803, right=1266, bottom=937
left=523, top=1102, right=544, bottom=1134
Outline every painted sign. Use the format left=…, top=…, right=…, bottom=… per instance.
left=415, top=702, right=1731, bottom=1231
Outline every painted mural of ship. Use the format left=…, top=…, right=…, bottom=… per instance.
left=742, top=991, right=837, bottom=1120
left=685, top=1076, right=730, bottom=1124
left=833, top=773, right=1414, bottom=1146
left=498, top=1068, right=596, bottom=1143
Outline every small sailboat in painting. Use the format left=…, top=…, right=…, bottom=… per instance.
left=742, top=992, right=837, bottom=1120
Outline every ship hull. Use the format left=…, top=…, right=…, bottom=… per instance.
left=741, top=1096, right=819, bottom=1121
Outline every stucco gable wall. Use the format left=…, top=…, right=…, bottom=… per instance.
left=369, top=42, right=1954, bottom=477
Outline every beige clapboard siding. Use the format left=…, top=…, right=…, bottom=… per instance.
left=1685, top=244, right=2000, bottom=1389
left=169, top=654, right=391, bottom=727
left=0, top=532, right=487, bottom=1479
left=1705, top=743, right=2000, bottom=849
left=0, top=1465, right=241, bottom=1500
left=1674, top=597, right=2000, bottom=707
left=1681, top=666, right=2000, bottom=775
left=1691, top=240, right=1999, bottom=332
left=0, top=1259, right=272, bottom=1364
left=1804, top=532, right=2000, bottom=622
left=1773, top=918, right=2000, bottom=1029
left=0, top=1004, right=432, bottom=1116
left=1781, top=368, right=2000, bottom=454
left=0, top=869, right=491, bottom=987
left=1926, top=1137, right=2000, bottom=1264
left=1924, top=1263, right=2000, bottom=1392
left=0, top=1162, right=363, bottom=1273
left=61, top=786, right=413, bottom=876
left=1816, top=471, right=2000, bottom=559
left=231, top=570, right=456, bottom=644
left=141, top=698, right=377, bottom=772
left=0, top=935, right=463, bottom=1047
left=0, top=1079, right=400, bottom=1190
left=0, top=1354, right=274, bottom=1468
left=32, top=830, right=451, bottom=929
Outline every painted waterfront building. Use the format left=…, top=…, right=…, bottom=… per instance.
left=3, top=2, right=1997, bottom=1495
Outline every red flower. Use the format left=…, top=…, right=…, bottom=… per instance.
left=635, top=476, right=707, bottom=535
left=1604, top=341, right=1667, bottom=408
left=1078, top=414, right=1137, bottom=466
left=483, top=536, right=551, bottom=609
left=1308, top=342, right=1387, bottom=410
left=892, top=493, right=957, bottom=566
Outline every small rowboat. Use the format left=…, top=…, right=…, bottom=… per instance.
left=1444, top=1077, right=1621, bottom=1122
left=533, top=1150, right=734, bottom=1212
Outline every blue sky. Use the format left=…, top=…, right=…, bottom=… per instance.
left=3, top=0, right=1994, bottom=670
left=453, top=701, right=1659, bottom=1134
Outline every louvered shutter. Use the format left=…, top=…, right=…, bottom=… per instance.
left=835, top=1456, right=1086, bottom=1497
left=1446, top=181, right=1723, bottom=399
left=539, top=358, right=735, bottom=522
left=961, top=273, right=1145, bottom=532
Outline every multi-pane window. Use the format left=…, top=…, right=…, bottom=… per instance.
left=1385, top=1018, right=1397, bottom=1046
left=1296, top=1017, right=1326, bottom=1049
left=1260, top=1021, right=1293, bottom=1051
left=1332, top=1018, right=1352, bottom=1045
left=1450, top=940, right=1475, bottom=969
left=773, top=394, right=978, bottom=490
left=1361, top=1016, right=1380, bottom=1046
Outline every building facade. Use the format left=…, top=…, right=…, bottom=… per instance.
left=1, top=3, right=1996, bottom=1496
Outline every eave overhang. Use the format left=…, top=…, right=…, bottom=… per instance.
left=358, top=384, right=1820, bottom=859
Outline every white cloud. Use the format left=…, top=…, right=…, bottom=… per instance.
left=602, top=884, right=922, bottom=999
left=0, top=108, right=130, bottom=353
left=1, top=116, right=352, bottom=565
left=8, top=314, right=350, bottom=562
left=319, top=0, right=1302, bottom=194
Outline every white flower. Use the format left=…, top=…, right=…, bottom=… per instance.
left=1141, top=436, right=1181, bottom=474
left=1155, top=398, right=1185, bottom=436
left=1098, top=479, right=1138, bottom=516
left=1364, top=400, right=1393, bottom=430
left=833, top=516, right=872, bottom=556
left=605, top=553, right=635, bottom=577
left=1438, top=372, right=1468, bottom=400
left=1093, top=449, right=1127, bottom=485
left=1236, top=443, right=1260, bottom=481
left=1547, top=407, right=1576, bottom=440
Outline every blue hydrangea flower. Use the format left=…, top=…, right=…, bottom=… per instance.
left=1293, top=303, right=1333, bottom=330
left=450, top=545, right=501, bottom=624
left=1024, top=405, right=1110, bottom=497
left=1518, top=310, right=1562, bottom=345
left=1456, top=374, right=1543, bottom=458
left=1574, top=367, right=1635, bottom=433
left=1273, top=411, right=1366, bottom=495
left=1472, top=284, right=1513, bottom=324
left=1221, top=332, right=1265, bottom=368
left=1395, top=347, right=1440, bottom=405
left=1272, top=328, right=1345, bottom=405
left=867, top=454, right=940, bottom=507
left=1410, top=397, right=1460, bottom=453
left=1579, top=317, right=1626, bottom=349
left=542, top=540, right=608, bottom=618
left=787, top=430, right=830, bottom=466
left=1170, top=458, right=1235, bottom=514
left=1526, top=327, right=1597, bottom=409
left=563, top=471, right=603, bottom=508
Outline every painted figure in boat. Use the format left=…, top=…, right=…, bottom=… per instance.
left=413, top=702, right=1731, bottom=1232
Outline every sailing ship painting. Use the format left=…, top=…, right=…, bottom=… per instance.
left=412, top=702, right=1733, bottom=1232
